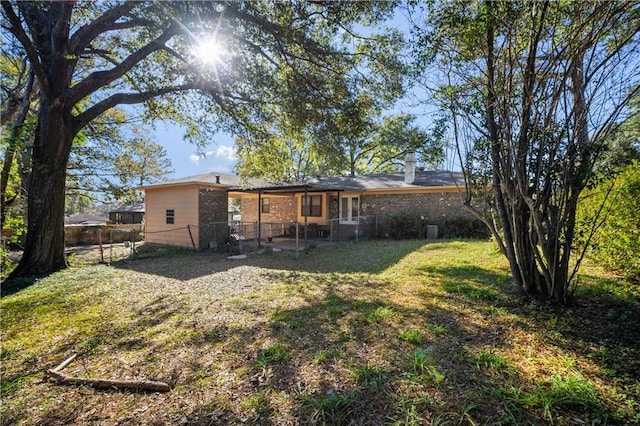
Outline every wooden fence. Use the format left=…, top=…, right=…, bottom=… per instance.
left=64, top=224, right=143, bottom=246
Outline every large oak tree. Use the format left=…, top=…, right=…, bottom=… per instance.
left=1, top=1, right=402, bottom=278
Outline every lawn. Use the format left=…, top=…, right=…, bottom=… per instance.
left=1, top=240, right=639, bottom=425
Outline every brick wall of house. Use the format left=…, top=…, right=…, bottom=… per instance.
left=361, top=191, right=470, bottom=232
left=240, top=195, right=297, bottom=224
left=198, top=188, right=229, bottom=249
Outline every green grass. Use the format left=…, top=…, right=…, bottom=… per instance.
left=349, top=363, right=387, bottom=388
left=256, top=343, right=289, bottom=369
left=1, top=240, right=638, bottom=424
left=399, top=327, right=424, bottom=345
left=301, top=390, right=357, bottom=425
left=474, top=349, right=511, bottom=373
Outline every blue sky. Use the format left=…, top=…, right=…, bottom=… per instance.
left=152, top=122, right=238, bottom=179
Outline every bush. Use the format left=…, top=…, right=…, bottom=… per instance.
left=385, top=212, right=425, bottom=239
left=443, top=216, right=490, bottom=239
left=577, top=161, right=640, bottom=282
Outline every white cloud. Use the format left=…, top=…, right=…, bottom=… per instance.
left=188, top=154, right=201, bottom=164
left=215, top=145, right=237, bottom=161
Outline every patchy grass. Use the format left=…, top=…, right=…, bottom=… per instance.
left=1, top=240, right=639, bottom=425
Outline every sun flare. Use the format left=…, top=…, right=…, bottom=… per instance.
left=194, top=37, right=225, bottom=65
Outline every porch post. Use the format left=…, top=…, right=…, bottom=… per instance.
left=336, top=190, right=342, bottom=242
left=257, top=191, right=262, bottom=248
left=304, top=186, right=308, bottom=250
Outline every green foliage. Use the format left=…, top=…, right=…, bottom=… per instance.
left=385, top=212, right=425, bottom=240
left=1, top=246, right=17, bottom=281
left=413, top=0, right=640, bottom=303
left=3, top=0, right=406, bottom=277
left=577, top=162, right=640, bottom=281
left=443, top=215, right=490, bottom=239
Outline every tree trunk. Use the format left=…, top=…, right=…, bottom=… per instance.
left=9, top=100, right=73, bottom=278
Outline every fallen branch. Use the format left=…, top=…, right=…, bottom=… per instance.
left=51, top=354, right=77, bottom=372
left=46, top=370, right=171, bottom=392
left=46, top=353, right=170, bottom=392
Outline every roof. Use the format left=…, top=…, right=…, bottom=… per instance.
left=65, top=213, right=108, bottom=225
left=140, top=170, right=466, bottom=194
left=230, top=170, right=466, bottom=194
left=110, top=203, right=145, bottom=213
left=308, top=170, right=466, bottom=191
left=139, top=172, right=267, bottom=190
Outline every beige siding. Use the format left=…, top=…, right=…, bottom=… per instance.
left=144, top=185, right=199, bottom=248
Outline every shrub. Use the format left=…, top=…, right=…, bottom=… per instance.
left=443, top=216, right=490, bottom=239
left=577, top=162, right=640, bottom=282
left=385, top=212, right=424, bottom=239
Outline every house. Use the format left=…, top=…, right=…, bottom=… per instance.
left=232, top=154, right=470, bottom=241
left=109, top=203, right=145, bottom=224
left=139, top=173, right=264, bottom=250
left=65, top=213, right=108, bottom=226
left=140, top=155, right=473, bottom=249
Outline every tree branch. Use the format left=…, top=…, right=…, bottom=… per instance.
left=73, top=85, right=195, bottom=133
left=1, top=2, right=49, bottom=94
left=66, top=23, right=179, bottom=108
left=69, top=2, right=138, bottom=54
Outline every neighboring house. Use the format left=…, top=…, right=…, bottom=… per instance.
left=109, top=203, right=145, bottom=224
left=64, top=213, right=108, bottom=226
left=140, top=155, right=474, bottom=249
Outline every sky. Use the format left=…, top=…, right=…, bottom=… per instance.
left=152, top=122, right=238, bottom=179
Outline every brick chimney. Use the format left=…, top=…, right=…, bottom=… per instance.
left=404, top=152, right=416, bottom=184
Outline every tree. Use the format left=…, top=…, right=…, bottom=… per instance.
left=109, top=137, right=174, bottom=204
left=236, top=111, right=446, bottom=181
left=0, top=50, right=37, bottom=231
left=414, top=1, right=640, bottom=303
left=1, top=1, right=402, bottom=278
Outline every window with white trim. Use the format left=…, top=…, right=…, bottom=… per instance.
left=340, top=195, right=359, bottom=224
left=166, top=209, right=175, bottom=224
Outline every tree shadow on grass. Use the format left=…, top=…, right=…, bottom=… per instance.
left=4, top=242, right=636, bottom=424
left=173, top=272, right=524, bottom=424
left=112, top=240, right=427, bottom=281
left=422, top=264, right=640, bottom=384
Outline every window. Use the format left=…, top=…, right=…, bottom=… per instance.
left=340, top=196, right=359, bottom=224
left=301, top=195, right=322, bottom=217
left=166, top=209, right=175, bottom=224
left=261, top=197, right=270, bottom=213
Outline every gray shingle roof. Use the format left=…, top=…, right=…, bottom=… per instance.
left=307, top=170, right=466, bottom=190
left=109, top=203, right=145, bottom=213
left=139, top=172, right=267, bottom=189
left=141, top=170, right=466, bottom=193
